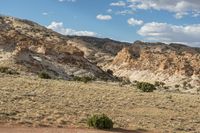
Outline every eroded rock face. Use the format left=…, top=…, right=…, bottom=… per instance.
left=0, top=16, right=112, bottom=80
left=108, top=41, right=200, bottom=88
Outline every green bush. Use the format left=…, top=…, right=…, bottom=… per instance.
left=73, top=76, right=94, bottom=83
left=137, top=82, right=156, bottom=92
left=38, top=71, right=51, bottom=79
left=0, top=67, right=19, bottom=75
left=87, top=114, right=113, bottom=129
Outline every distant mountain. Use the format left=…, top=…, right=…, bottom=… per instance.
left=0, top=16, right=199, bottom=91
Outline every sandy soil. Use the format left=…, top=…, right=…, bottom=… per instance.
left=0, top=75, right=200, bottom=132
left=0, top=126, right=152, bottom=133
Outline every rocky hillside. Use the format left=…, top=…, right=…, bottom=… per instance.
left=0, top=16, right=113, bottom=80
left=108, top=41, right=200, bottom=92
left=66, top=36, right=128, bottom=69
left=0, top=16, right=199, bottom=91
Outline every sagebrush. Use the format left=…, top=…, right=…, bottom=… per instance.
left=87, top=114, right=113, bottom=129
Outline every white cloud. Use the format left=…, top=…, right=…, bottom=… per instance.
left=138, top=22, right=200, bottom=46
left=47, top=21, right=97, bottom=36
left=127, top=0, right=200, bottom=19
left=116, top=10, right=134, bottom=15
left=42, top=12, right=48, bottom=16
left=96, top=14, right=112, bottom=21
left=110, top=1, right=126, bottom=7
left=174, top=12, right=188, bottom=19
left=127, top=18, right=143, bottom=26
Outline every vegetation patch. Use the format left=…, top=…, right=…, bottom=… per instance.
left=87, top=114, right=113, bottom=129
left=38, top=71, right=51, bottom=79
left=73, top=76, right=95, bottom=83
left=0, top=67, right=19, bottom=75
left=175, top=84, right=180, bottom=88
left=155, top=81, right=165, bottom=87
left=137, top=82, right=156, bottom=92
left=118, top=77, right=131, bottom=86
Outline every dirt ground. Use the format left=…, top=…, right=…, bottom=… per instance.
left=0, top=75, right=200, bottom=133
left=0, top=126, right=153, bottom=133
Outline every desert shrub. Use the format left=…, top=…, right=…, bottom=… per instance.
left=123, top=78, right=131, bottom=85
left=197, top=88, right=200, bottom=93
left=118, top=77, right=131, bottom=86
left=106, top=69, right=113, bottom=75
left=183, top=81, right=187, bottom=87
left=164, top=86, right=169, bottom=90
left=133, top=80, right=139, bottom=84
left=175, top=84, right=180, bottom=88
left=137, top=82, right=156, bottom=92
left=99, top=74, right=110, bottom=82
left=73, top=76, right=94, bottom=83
left=73, top=76, right=81, bottom=81
left=131, top=80, right=139, bottom=86
left=0, top=67, right=19, bottom=75
left=87, top=114, right=113, bottom=129
left=188, top=83, right=193, bottom=89
left=0, top=67, right=9, bottom=73
left=155, top=81, right=165, bottom=87
left=38, top=71, right=51, bottom=79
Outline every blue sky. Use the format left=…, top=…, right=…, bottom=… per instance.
left=0, top=0, right=200, bottom=47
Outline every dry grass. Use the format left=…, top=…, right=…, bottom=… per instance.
left=0, top=75, right=200, bottom=132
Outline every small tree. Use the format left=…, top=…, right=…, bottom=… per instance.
left=87, top=114, right=113, bottom=129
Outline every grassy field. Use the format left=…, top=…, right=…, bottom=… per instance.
left=0, top=74, right=200, bottom=132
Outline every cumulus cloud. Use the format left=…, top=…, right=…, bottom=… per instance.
left=127, top=18, right=143, bottom=26
left=110, top=1, right=126, bottom=7
left=47, top=21, right=97, bottom=36
left=127, top=0, right=200, bottom=19
left=137, top=22, right=200, bottom=46
left=96, top=14, right=112, bottom=21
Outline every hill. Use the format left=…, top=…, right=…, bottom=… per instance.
left=0, top=16, right=113, bottom=80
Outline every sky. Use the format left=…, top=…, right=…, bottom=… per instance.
left=0, top=0, right=200, bottom=47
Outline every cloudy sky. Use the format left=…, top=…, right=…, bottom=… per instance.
left=0, top=0, right=200, bottom=47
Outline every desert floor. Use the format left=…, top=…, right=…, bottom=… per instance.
left=0, top=75, right=200, bottom=133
